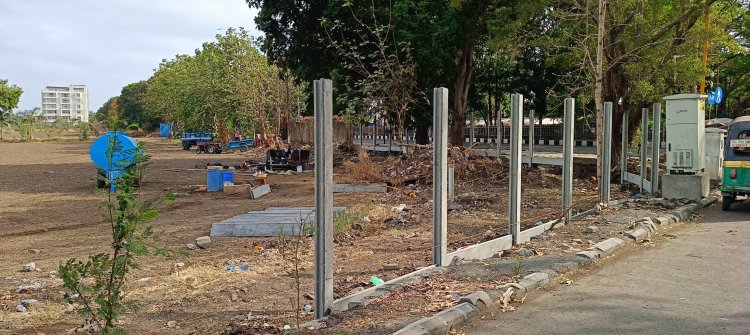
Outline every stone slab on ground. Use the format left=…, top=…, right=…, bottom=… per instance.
left=210, top=207, right=347, bottom=237
left=333, top=183, right=388, bottom=193
left=250, top=184, right=272, bottom=199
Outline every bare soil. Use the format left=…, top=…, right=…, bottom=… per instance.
left=0, top=139, right=622, bottom=334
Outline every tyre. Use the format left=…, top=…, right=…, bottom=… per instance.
left=722, top=195, right=734, bottom=211
left=96, top=169, right=107, bottom=189
left=239, top=144, right=248, bottom=152
left=207, top=145, right=217, bottom=154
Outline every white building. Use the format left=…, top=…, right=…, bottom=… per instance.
left=41, top=85, right=89, bottom=122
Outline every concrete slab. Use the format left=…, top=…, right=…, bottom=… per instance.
left=333, top=183, right=387, bottom=193
left=210, top=207, right=347, bottom=237
left=251, top=184, right=271, bottom=198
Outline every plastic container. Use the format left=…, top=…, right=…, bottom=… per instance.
left=207, top=169, right=224, bottom=192
left=222, top=171, right=234, bottom=187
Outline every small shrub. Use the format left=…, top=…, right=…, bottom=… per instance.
left=59, top=119, right=169, bottom=334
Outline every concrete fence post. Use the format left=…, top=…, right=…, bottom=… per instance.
left=562, top=98, right=574, bottom=224
left=620, top=110, right=629, bottom=184
left=313, top=79, right=334, bottom=318
left=448, top=164, right=455, bottom=202
left=640, top=107, right=649, bottom=192
left=528, top=109, right=535, bottom=167
left=373, top=114, right=378, bottom=148
left=600, top=102, right=613, bottom=204
left=651, top=103, right=661, bottom=192
left=509, top=94, right=523, bottom=244
left=469, top=110, right=475, bottom=146
left=496, top=112, right=502, bottom=157
left=432, top=88, right=449, bottom=266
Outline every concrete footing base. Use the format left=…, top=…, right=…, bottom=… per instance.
left=662, top=172, right=709, bottom=200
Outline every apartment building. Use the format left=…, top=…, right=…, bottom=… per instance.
left=41, top=85, right=89, bottom=122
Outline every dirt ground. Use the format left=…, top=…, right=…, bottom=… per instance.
left=0, top=138, right=620, bottom=334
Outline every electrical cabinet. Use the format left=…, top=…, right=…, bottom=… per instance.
left=663, top=94, right=707, bottom=173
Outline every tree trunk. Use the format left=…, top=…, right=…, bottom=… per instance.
left=450, top=39, right=476, bottom=146
left=415, top=124, right=430, bottom=145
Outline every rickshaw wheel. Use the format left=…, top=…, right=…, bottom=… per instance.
left=722, top=195, right=735, bottom=211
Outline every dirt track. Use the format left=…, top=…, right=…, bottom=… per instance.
left=0, top=138, right=608, bottom=334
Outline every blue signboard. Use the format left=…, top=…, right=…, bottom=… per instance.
left=715, top=87, right=723, bottom=104
left=89, top=132, right=139, bottom=191
left=708, top=92, right=716, bottom=105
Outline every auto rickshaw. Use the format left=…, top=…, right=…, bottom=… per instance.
left=720, top=116, right=750, bottom=210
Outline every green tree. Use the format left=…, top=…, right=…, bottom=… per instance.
left=143, top=28, right=304, bottom=141
left=0, top=79, right=23, bottom=140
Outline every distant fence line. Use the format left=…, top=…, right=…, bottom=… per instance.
left=288, top=117, right=353, bottom=144
left=353, top=122, right=598, bottom=145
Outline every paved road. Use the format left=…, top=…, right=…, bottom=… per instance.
left=465, top=201, right=750, bottom=335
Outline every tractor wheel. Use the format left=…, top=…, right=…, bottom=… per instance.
left=239, top=144, right=249, bottom=152
left=722, top=195, right=735, bottom=211
left=207, top=145, right=217, bottom=154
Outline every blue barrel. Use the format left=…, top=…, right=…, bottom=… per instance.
left=207, top=169, right=224, bottom=192
left=159, top=123, right=172, bottom=137
left=222, top=171, right=234, bottom=186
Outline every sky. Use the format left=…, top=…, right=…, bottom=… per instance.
left=0, top=0, right=260, bottom=112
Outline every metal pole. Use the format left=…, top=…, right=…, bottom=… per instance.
left=509, top=94, right=523, bottom=244
left=640, top=107, right=649, bottom=192
left=651, top=103, right=662, bottom=192
left=432, top=88, right=448, bottom=266
left=359, top=123, right=363, bottom=146
left=528, top=109, right=535, bottom=167
left=620, top=110, right=629, bottom=184
left=562, top=99, right=574, bottom=224
left=600, top=102, right=613, bottom=204
left=313, top=79, right=333, bottom=318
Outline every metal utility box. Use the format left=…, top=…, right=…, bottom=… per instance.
left=664, top=94, right=707, bottom=173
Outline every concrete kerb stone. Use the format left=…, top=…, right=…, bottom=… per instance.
left=576, top=250, right=600, bottom=260
left=458, top=291, right=494, bottom=308
left=625, top=228, right=649, bottom=241
left=593, top=238, right=626, bottom=257
left=654, top=216, right=671, bottom=226
left=519, top=272, right=550, bottom=291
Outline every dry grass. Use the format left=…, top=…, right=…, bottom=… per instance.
left=0, top=302, right=67, bottom=330
left=339, top=150, right=391, bottom=184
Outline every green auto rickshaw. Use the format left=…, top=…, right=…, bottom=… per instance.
left=720, top=116, right=750, bottom=210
